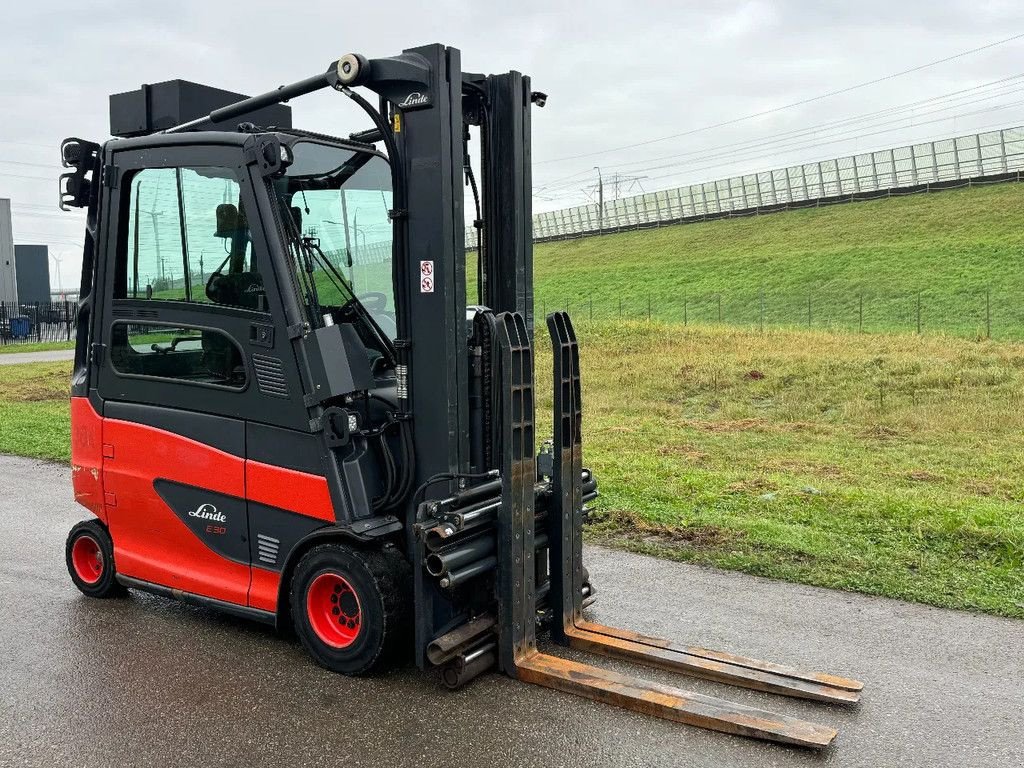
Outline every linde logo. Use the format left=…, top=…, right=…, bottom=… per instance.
left=399, top=92, right=430, bottom=108
left=188, top=503, right=226, bottom=523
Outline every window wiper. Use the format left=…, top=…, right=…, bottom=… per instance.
left=279, top=199, right=323, bottom=321
left=302, top=237, right=396, bottom=367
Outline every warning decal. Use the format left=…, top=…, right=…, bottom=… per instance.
left=420, top=260, right=434, bottom=293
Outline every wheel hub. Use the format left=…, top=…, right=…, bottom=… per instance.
left=307, top=572, right=362, bottom=648
left=71, top=535, right=104, bottom=585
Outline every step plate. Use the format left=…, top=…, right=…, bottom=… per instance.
left=515, top=651, right=837, bottom=749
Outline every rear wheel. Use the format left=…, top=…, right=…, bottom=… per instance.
left=65, top=520, right=125, bottom=598
left=291, top=543, right=410, bottom=675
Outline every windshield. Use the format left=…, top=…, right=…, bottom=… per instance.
left=274, top=141, right=395, bottom=338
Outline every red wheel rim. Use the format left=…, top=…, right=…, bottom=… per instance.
left=71, top=534, right=104, bottom=585
left=306, top=572, right=362, bottom=649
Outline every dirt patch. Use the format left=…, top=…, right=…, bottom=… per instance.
left=671, top=418, right=823, bottom=435
left=587, top=508, right=742, bottom=551
left=6, top=383, right=68, bottom=402
left=906, top=469, right=944, bottom=483
left=602, top=425, right=638, bottom=434
left=724, top=477, right=776, bottom=494
left=862, top=424, right=902, bottom=440
left=655, top=443, right=708, bottom=462
left=761, top=459, right=849, bottom=481
left=964, top=480, right=995, bottom=497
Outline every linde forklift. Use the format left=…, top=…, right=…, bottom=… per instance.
left=59, top=43, right=862, bottom=748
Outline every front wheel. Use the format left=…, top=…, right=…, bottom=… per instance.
left=65, top=520, right=126, bottom=598
left=290, top=543, right=410, bottom=675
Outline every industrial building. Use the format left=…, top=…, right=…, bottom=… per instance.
left=13, top=245, right=51, bottom=304
left=0, top=198, right=16, bottom=303
left=0, top=199, right=52, bottom=304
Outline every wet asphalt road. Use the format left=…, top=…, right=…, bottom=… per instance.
left=0, top=453, right=1021, bottom=767
left=0, top=349, right=75, bottom=366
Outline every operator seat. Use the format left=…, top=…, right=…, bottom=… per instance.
left=201, top=203, right=259, bottom=384
left=205, top=203, right=266, bottom=311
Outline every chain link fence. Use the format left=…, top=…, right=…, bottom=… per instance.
left=538, top=286, right=1024, bottom=341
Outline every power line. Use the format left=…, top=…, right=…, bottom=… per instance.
left=531, top=76, right=1024, bottom=194
left=536, top=31, right=1024, bottom=165
left=618, top=110, right=1024, bottom=190
left=533, top=81, right=1024, bottom=201
left=538, top=113, right=1024, bottom=210
left=577, top=75, right=1024, bottom=177
left=0, top=139, right=56, bottom=150
left=0, top=159, right=60, bottom=170
left=587, top=91, right=1024, bottom=182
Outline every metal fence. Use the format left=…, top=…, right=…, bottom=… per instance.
left=466, top=126, right=1024, bottom=245
left=0, top=301, right=76, bottom=345
left=537, top=286, right=1024, bottom=341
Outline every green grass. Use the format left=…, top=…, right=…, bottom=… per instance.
left=532, top=182, right=1024, bottom=339
left=534, top=321, right=1024, bottom=618
left=0, top=362, right=71, bottom=461
left=0, top=340, right=75, bottom=354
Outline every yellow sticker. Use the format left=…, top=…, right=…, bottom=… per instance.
left=393, top=112, right=401, bottom=133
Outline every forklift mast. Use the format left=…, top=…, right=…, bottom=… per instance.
left=59, top=44, right=862, bottom=749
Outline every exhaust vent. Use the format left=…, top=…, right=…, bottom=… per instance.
left=256, top=534, right=280, bottom=566
left=253, top=354, right=288, bottom=398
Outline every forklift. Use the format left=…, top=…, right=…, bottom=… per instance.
left=59, top=43, right=862, bottom=748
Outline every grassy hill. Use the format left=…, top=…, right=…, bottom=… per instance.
left=532, top=182, right=1024, bottom=339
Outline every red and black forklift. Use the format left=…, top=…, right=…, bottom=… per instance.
left=59, top=44, right=862, bottom=748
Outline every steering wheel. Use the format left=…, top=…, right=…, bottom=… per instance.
left=357, top=292, right=389, bottom=312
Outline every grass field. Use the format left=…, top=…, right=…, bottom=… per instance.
left=531, top=182, right=1024, bottom=338
left=0, top=340, right=75, bottom=354
left=537, top=322, right=1024, bottom=618
left=3, top=321, right=1022, bottom=617
left=0, top=362, right=71, bottom=461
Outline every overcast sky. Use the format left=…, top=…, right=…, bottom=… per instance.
left=2, top=1, right=1022, bottom=293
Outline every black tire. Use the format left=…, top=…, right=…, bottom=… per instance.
left=65, top=519, right=126, bottom=599
left=290, top=543, right=410, bottom=675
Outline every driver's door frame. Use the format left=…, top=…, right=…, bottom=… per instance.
left=94, top=140, right=309, bottom=606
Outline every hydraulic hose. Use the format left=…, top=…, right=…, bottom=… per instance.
left=337, top=85, right=416, bottom=511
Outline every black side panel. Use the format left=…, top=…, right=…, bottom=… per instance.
left=106, top=401, right=245, bottom=458
left=246, top=422, right=325, bottom=476
left=247, top=501, right=329, bottom=572
left=154, top=479, right=249, bottom=564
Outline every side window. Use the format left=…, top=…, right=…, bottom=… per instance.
left=120, top=166, right=267, bottom=311
left=109, top=322, right=246, bottom=389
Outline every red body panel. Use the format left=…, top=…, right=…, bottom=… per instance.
left=243, top=462, right=334, bottom=613
left=102, top=419, right=251, bottom=605
left=70, top=398, right=106, bottom=523
left=71, top=399, right=335, bottom=615
left=245, top=460, right=335, bottom=522
left=248, top=567, right=282, bottom=612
